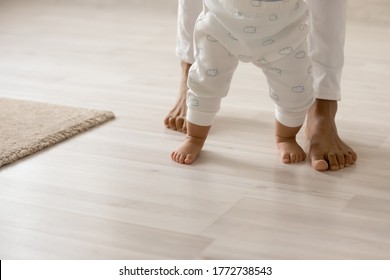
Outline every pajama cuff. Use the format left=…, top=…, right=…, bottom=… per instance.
left=312, top=63, right=342, bottom=101
left=176, top=47, right=195, bottom=64
left=275, top=110, right=306, bottom=127
left=274, top=98, right=314, bottom=127
left=187, top=109, right=216, bottom=127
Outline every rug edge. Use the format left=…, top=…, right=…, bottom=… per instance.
left=0, top=110, right=115, bottom=168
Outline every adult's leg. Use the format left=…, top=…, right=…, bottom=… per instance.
left=164, top=61, right=191, bottom=133
left=307, top=0, right=357, bottom=171
left=164, top=0, right=202, bottom=133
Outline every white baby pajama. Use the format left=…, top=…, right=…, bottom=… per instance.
left=176, top=0, right=347, bottom=101
left=187, top=0, right=314, bottom=127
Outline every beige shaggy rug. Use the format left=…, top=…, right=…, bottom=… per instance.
left=0, top=97, right=115, bottom=168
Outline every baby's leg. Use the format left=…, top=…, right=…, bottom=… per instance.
left=258, top=42, right=313, bottom=164
left=171, top=6, right=239, bottom=165
left=275, top=121, right=306, bottom=164
left=171, top=122, right=211, bottom=164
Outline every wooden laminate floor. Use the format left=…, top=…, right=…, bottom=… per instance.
left=0, top=0, right=389, bottom=259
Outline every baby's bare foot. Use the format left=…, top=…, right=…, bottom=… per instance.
left=171, top=122, right=210, bottom=165
left=275, top=121, right=305, bottom=164
left=171, top=138, right=203, bottom=164
left=277, top=137, right=306, bottom=164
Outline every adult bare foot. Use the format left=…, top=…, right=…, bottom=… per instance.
left=306, top=99, right=357, bottom=171
left=164, top=61, right=191, bottom=133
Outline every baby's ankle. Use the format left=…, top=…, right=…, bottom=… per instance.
left=275, top=134, right=297, bottom=144
left=185, top=134, right=207, bottom=147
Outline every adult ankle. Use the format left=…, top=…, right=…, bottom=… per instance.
left=311, top=99, right=337, bottom=118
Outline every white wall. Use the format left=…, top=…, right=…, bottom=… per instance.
left=3, top=0, right=390, bottom=24
left=348, top=0, right=390, bottom=24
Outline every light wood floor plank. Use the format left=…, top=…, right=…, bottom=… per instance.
left=201, top=198, right=390, bottom=259
left=0, top=199, right=214, bottom=259
left=0, top=0, right=389, bottom=259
